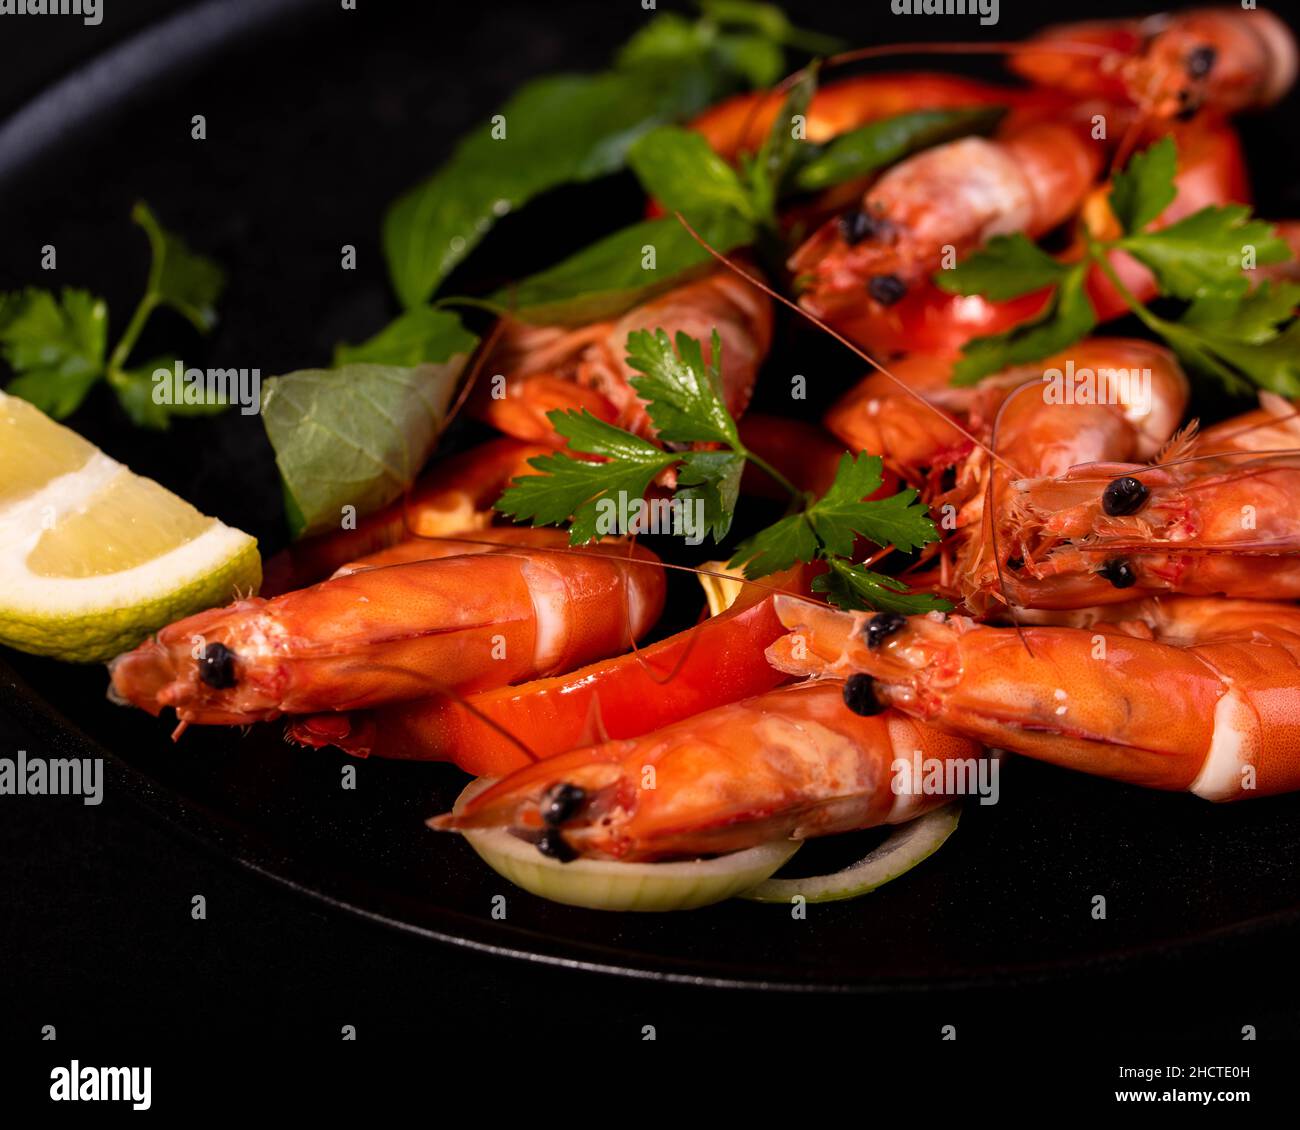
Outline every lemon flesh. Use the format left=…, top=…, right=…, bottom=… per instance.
left=0, top=391, right=261, bottom=662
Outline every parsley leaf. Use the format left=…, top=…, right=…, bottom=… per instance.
left=499, top=329, right=946, bottom=613
left=936, top=233, right=1069, bottom=302
left=130, top=201, right=225, bottom=333
left=494, top=410, right=678, bottom=543
left=2, top=203, right=227, bottom=429
left=624, top=328, right=740, bottom=446
left=1181, top=281, right=1300, bottom=343
left=676, top=448, right=746, bottom=541
left=951, top=262, right=1096, bottom=385
left=728, top=511, right=818, bottom=576
left=813, top=557, right=951, bottom=615
left=1107, top=134, right=1178, bottom=236
left=731, top=452, right=940, bottom=578
left=1119, top=204, right=1290, bottom=302
left=0, top=288, right=108, bottom=417
left=940, top=137, right=1298, bottom=397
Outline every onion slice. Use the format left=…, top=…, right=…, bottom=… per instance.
left=740, top=804, right=961, bottom=904
left=450, top=779, right=802, bottom=912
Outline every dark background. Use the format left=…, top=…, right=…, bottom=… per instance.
left=2, top=0, right=1299, bottom=1054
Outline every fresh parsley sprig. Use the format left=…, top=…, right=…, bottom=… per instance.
left=495, top=328, right=948, bottom=614
left=0, top=201, right=226, bottom=427
left=936, top=135, right=1298, bottom=392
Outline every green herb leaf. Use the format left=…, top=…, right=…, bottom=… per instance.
left=488, top=213, right=754, bottom=326
left=1158, top=288, right=1300, bottom=397
left=261, top=360, right=468, bottom=538
left=1181, top=280, right=1300, bottom=343
left=1107, top=135, right=1178, bottom=236
left=0, top=288, right=108, bottom=418
left=813, top=557, right=951, bottom=615
left=676, top=447, right=746, bottom=541
left=806, top=452, right=936, bottom=556
left=729, top=511, right=818, bottom=577
left=711, top=32, right=785, bottom=88
left=627, top=126, right=756, bottom=222
left=746, top=64, right=817, bottom=225
left=1119, top=204, right=1290, bottom=302
left=334, top=308, right=479, bottom=367
left=731, top=453, right=938, bottom=580
left=697, top=0, right=846, bottom=56
left=494, top=409, right=679, bottom=543
left=383, top=6, right=789, bottom=310
left=952, top=262, right=1096, bottom=385
left=131, top=201, right=226, bottom=333
left=109, top=359, right=186, bottom=430
left=792, top=106, right=1004, bottom=194
left=935, top=232, right=1069, bottom=302
left=624, top=328, right=740, bottom=446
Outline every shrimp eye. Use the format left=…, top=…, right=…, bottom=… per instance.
left=868, top=274, right=908, bottom=306
left=535, top=830, right=577, bottom=863
left=541, top=783, right=587, bottom=826
left=838, top=210, right=877, bottom=245
left=1186, top=45, right=1217, bottom=79
left=863, top=610, right=908, bottom=650
left=198, top=641, right=237, bottom=689
left=842, top=674, right=886, bottom=716
left=1101, top=475, right=1149, bottom=516
left=1097, top=558, right=1137, bottom=589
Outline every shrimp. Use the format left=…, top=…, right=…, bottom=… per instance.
left=686, top=72, right=1023, bottom=162
left=943, top=339, right=1190, bottom=611
left=431, top=680, right=982, bottom=860
left=991, top=450, right=1300, bottom=608
left=108, top=533, right=666, bottom=726
left=822, top=339, right=1188, bottom=609
left=289, top=565, right=812, bottom=776
left=822, top=352, right=983, bottom=485
left=768, top=594, right=1300, bottom=800
left=789, top=113, right=1107, bottom=328
left=1195, top=390, right=1300, bottom=456
left=259, top=438, right=551, bottom=596
left=474, top=270, right=773, bottom=443
left=813, top=115, right=1248, bottom=358
left=1010, top=8, right=1298, bottom=120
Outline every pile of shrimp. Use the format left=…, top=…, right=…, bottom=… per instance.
left=110, top=7, right=1300, bottom=870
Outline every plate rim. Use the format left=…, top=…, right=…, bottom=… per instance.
left=3, top=0, right=1300, bottom=996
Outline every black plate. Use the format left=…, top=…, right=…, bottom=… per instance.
left=4, top=0, right=1300, bottom=992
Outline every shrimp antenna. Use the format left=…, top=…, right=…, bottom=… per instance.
left=983, top=382, right=1035, bottom=656
left=288, top=661, right=545, bottom=765
left=1130, top=446, right=1300, bottom=474
left=671, top=210, right=1024, bottom=477
left=826, top=41, right=1113, bottom=68
left=1199, top=405, right=1300, bottom=448
left=438, top=314, right=509, bottom=440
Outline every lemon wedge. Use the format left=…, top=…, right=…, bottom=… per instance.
left=0, top=391, right=261, bottom=662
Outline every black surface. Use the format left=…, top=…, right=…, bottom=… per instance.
left=3, top=0, right=1300, bottom=1046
